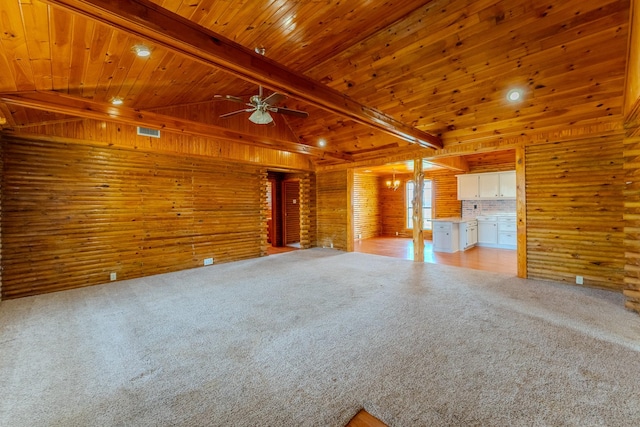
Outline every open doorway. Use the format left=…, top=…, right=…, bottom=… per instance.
left=266, top=172, right=300, bottom=255
left=351, top=156, right=517, bottom=275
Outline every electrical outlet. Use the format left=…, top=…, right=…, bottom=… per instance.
left=204, top=258, right=214, bottom=266
left=110, top=272, right=117, bottom=281
left=576, top=275, right=583, bottom=285
left=358, top=233, right=362, bottom=239
left=330, top=243, right=334, bottom=248
left=395, top=231, right=399, bottom=236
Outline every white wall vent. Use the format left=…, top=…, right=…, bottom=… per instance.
left=137, top=126, right=161, bottom=138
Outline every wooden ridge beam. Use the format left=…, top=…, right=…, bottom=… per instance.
left=0, top=91, right=353, bottom=161
left=40, top=0, right=442, bottom=150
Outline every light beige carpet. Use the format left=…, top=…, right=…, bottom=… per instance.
left=1, top=248, right=639, bottom=426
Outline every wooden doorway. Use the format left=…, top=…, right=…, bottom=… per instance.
left=283, top=179, right=300, bottom=246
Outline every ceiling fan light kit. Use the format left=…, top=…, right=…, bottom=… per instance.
left=218, top=85, right=309, bottom=125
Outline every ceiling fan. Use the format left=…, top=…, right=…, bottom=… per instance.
left=216, top=86, right=309, bottom=125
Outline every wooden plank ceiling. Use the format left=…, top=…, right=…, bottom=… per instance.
left=0, top=0, right=630, bottom=167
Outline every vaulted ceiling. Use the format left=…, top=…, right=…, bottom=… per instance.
left=0, top=0, right=630, bottom=167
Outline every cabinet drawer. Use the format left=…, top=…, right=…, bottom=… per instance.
left=498, top=232, right=517, bottom=246
left=498, top=221, right=516, bottom=232
left=434, top=223, right=452, bottom=232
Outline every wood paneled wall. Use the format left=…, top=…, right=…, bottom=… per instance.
left=354, top=173, right=381, bottom=239
left=1, top=137, right=263, bottom=299
left=316, top=170, right=348, bottom=250
left=623, top=135, right=640, bottom=311
left=623, top=0, right=640, bottom=313
left=299, top=173, right=316, bottom=249
left=380, top=169, right=461, bottom=238
left=12, top=117, right=314, bottom=171
left=525, top=137, right=625, bottom=291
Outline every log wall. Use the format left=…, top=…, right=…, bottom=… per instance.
left=623, top=0, right=640, bottom=312
left=525, top=136, right=625, bottom=291
left=1, top=136, right=264, bottom=299
left=623, top=135, right=640, bottom=311
left=316, top=170, right=348, bottom=250
left=354, top=173, right=381, bottom=239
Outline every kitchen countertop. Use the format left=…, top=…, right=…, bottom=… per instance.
left=432, top=217, right=478, bottom=223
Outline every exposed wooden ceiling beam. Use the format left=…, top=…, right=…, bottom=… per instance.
left=0, top=91, right=353, bottom=161
left=427, top=156, right=469, bottom=172
left=40, top=0, right=442, bottom=150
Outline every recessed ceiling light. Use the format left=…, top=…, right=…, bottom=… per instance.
left=318, top=138, right=326, bottom=147
left=507, top=89, right=523, bottom=102
left=133, top=45, right=151, bottom=57
left=111, top=97, right=124, bottom=105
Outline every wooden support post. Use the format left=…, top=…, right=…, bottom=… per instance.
left=516, top=145, right=527, bottom=278
left=412, top=158, right=424, bottom=262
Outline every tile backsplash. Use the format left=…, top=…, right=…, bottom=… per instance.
left=462, top=199, right=516, bottom=218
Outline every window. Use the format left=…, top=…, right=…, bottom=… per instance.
left=406, top=180, right=432, bottom=230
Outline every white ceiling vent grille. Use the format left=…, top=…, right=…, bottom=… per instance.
left=137, top=126, right=161, bottom=138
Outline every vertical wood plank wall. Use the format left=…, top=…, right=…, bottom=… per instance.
left=1, top=137, right=264, bottom=299
left=354, top=173, right=381, bottom=239
left=316, top=170, right=348, bottom=250
left=525, top=137, right=625, bottom=291
left=12, top=118, right=314, bottom=172
left=380, top=169, right=461, bottom=238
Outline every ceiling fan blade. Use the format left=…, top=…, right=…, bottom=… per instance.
left=263, top=92, right=286, bottom=106
left=271, top=107, right=309, bottom=118
left=220, top=108, right=253, bottom=118
left=214, top=94, right=246, bottom=104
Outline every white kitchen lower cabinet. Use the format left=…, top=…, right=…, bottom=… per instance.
left=477, top=215, right=516, bottom=249
left=477, top=218, right=498, bottom=246
left=459, top=220, right=478, bottom=250
left=497, top=217, right=517, bottom=249
left=433, top=221, right=460, bottom=253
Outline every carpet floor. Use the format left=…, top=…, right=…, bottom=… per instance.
left=1, top=248, right=639, bottom=426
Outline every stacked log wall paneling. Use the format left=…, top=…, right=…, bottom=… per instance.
left=316, top=170, right=348, bottom=250
left=354, top=173, right=381, bottom=239
left=298, top=173, right=315, bottom=249
left=13, top=118, right=314, bottom=171
left=525, top=137, right=625, bottom=291
left=622, top=0, right=640, bottom=312
left=623, top=135, right=640, bottom=311
left=381, top=170, right=460, bottom=238
left=1, top=137, right=262, bottom=299
left=260, top=169, right=269, bottom=256
left=431, top=169, right=462, bottom=219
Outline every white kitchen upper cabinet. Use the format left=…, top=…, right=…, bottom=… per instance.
left=499, top=171, right=516, bottom=198
left=479, top=173, right=500, bottom=198
left=457, top=171, right=516, bottom=200
left=457, top=174, right=479, bottom=200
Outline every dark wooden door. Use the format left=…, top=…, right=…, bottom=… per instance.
left=283, top=180, right=300, bottom=245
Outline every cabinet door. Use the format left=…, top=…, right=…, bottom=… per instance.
left=478, top=221, right=498, bottom=244
left=499, top=171, right=516, bottom=198
left=479, top=173, right=500, bottom=198
left=433, top=229, right=451, bottom=251
left=468, top=225, right=478, bottom=245
left=457, top=174, right=479, bottom=200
